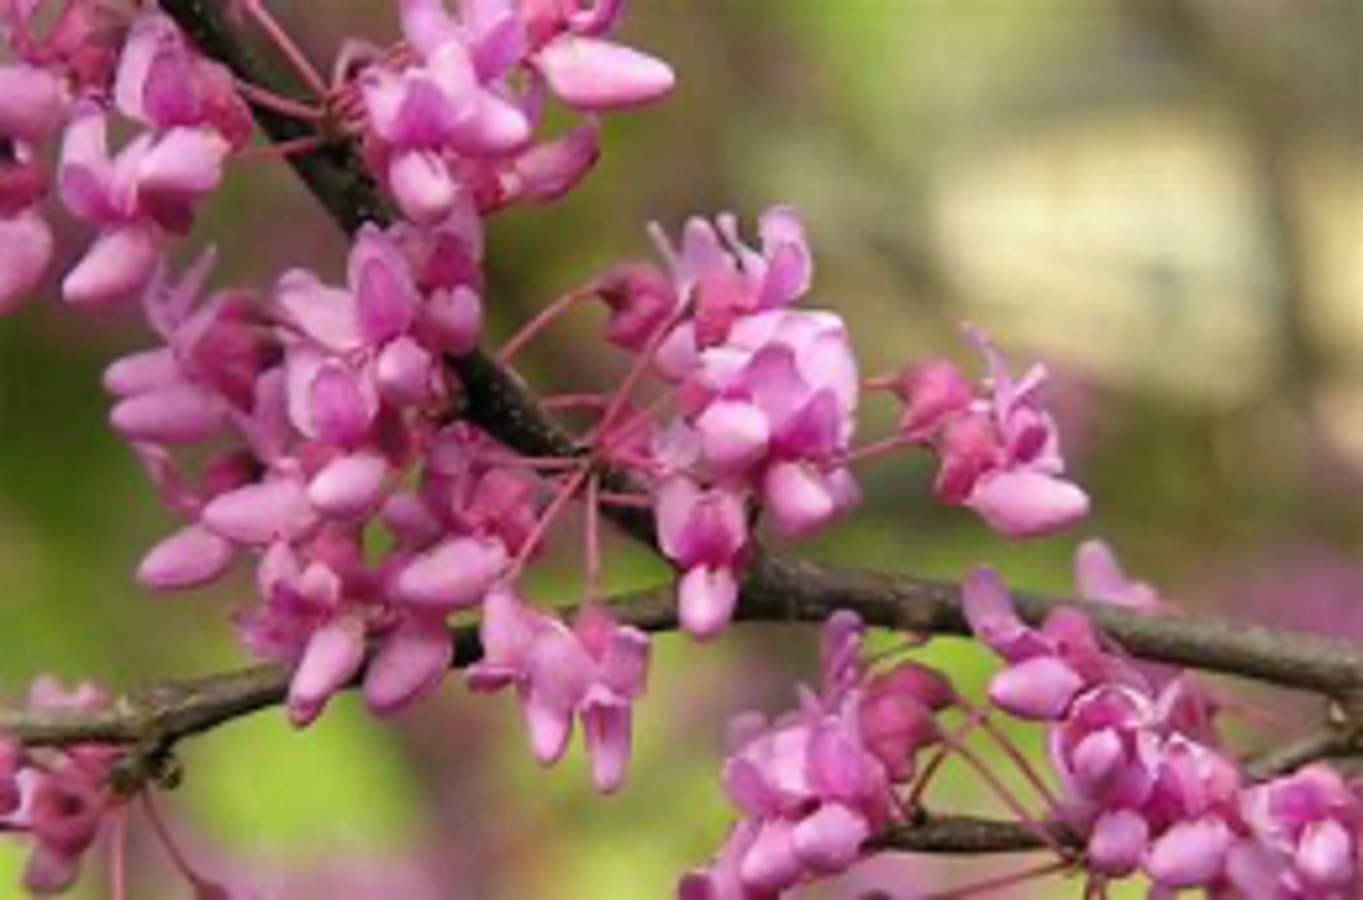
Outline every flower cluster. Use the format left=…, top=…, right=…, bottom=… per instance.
left=356, top=0, right=673, bottom=220
left=888, top=327, right=1090, bottom=537
left=1, top=680, right=123, bottom=895
left=679, top=612, right=954, bottom=898
left=966, top=560, right=1363, bottom=897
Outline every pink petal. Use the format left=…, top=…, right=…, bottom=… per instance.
left=1145, top=817, right=1232, bottom=888
left=424, top=285, right=483, bottom=354
left=110, top=381, right=225, bottom=443
left=581, top=701, right=632, bottom=793
left=103, top=347, right=179, bottom=396
left=137, top=127, right=228, bottom=198
left=1296, top=819, right=1354, bottom=888
left=389, top=149, right=458, bottom=225
left=697, top=399, right=770, bottom=474
left=1087, top=809, right=1148, bottom=876
left=738, top=819, right=801, bottom=892
left=363, top=616, right=453, bottom=715
left=62, top=226, right=162, bottom=307
left=678, top=564, right=738, bottom=639
left=137, top=524, right=234, bottom=590
left=762, top=461, right=837, bottom=538
left=288, top=615, right=367, bottom=727
left=965, top=468, right=1090, bottom=538
left=791, top=803, right=869, bottom=873
left=536, top=36, right=675, bottom=111
left=308, top=451, right=390, bottom=518
left=988, top=655, right=1083, bottom=720
left=274, top=270, right=363, bottom=351
left=393, top=535, right=508, bottom=611
left=0, top=210, right=53, bottom=314
left=0, top=64, right=64, bottom=142
left=203, top=478, right=315, bottom=545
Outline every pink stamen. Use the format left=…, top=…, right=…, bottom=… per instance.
left=499, top=284, right=597, bottom=365
left=240, top=0, right=328, bottom=98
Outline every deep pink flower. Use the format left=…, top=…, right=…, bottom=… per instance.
left=467, top=590, right=650, bottom=792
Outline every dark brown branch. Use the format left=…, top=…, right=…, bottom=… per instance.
left=874, top=815, right=1076, bottom=856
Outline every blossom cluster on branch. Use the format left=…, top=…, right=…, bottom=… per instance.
left=0, top=1, right=1358, bottom=898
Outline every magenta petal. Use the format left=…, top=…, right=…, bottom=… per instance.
left=791, top=803, right=869, bottom=874
left=581, top=701, right=632, bottom=794
left=0, top=210, right=53, bottom=314
left=308, top=362, right=374, bottom=446
left=389, top=150, right=458, bottom=225
left=363, top=617, right=453, bottom=716
left=308, top=451, right=390, bottom=518
left=505, top=123, right=600, bottom=204
left=763, top=461, right=837, bottom=538
left=103, top=347, right=180, bottom=396
left=537, top=36, right=674, bottom=111
left=1145, top=817, right=1232, bottom=888
left=288, top=616, right=367, bottom=727
left=1296, top=819, right=1354, bottom=888
left=394, top=535, right=508, bottom=611
left=23, top=845, right=79, bottom=894
left=375, top=336, right=433, bottom=405
left=110, top=381, right=225, bottom=443
left=1087, top=809, right=1148, bottom=876
left=138, top=127, right=228, bottom=198
left=0, top=64, right=64, bottom=142
left=137, top=524, right=234, bottom=591
left=965, top=468, right=1090, bottom=538
left=523, top=682, right=575, bottom=765
left=989, top=655, right=1083, bottom=720
left=678, top=565, right=738, bottom=639
left=697, top=400, right=770, bottom=474
left=274, top=270, right=363, bottom=351
left=63, top=226, right=161, bottom=307
left=203, top=478, right=315, bottom=545
left=739, top=819, right=801, bottom=892
left=425, top=285, right=483, bottom=354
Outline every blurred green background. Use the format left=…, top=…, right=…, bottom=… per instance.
left=5, top=0, right=1363, bottom=896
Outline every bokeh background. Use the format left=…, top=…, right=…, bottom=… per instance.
left=4, top=0, right=1363, bottom=896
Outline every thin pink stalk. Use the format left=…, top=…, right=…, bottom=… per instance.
left=498, top=285, right=595, bottom=365
left=908, top=714, right=984, bottom=810
left=234, top=136, right=325, bottom=161
left=142, top=793, right=214, bottom=891
left=109, top=806, right=128, bottom=900
left=591, top=304, right=688, bottom=444
left=507, top=464, right=592, bottom=578
left=475, top=453, right=579, bottom=473
left=954, top=695, right=1061, bottom=813
left=839, top=434, right=916, bottom=467
left=941, top=736, right=1071, bottom=861
left=917, top=859, right=1070, bottom=900
left=862, top=374, right=900, bottom=392
left=597, top=491, right=653, bottom=508
left=234, top=79, right=323, bottom=119
left=584, top=475, right=602, bottom=601
left=542, top=393, right=610, bottom=412
left=240, top=0, right=328, bottom=97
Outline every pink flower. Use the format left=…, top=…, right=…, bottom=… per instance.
left=467, top=591, right=650, bottom=792
left=898, top=326, right=1089, bottom=537
left=655, top=475, right=747, bottom=638
left=683, top=612, right=948, bottom=897
left=58, top=108, right=228, bottom=306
